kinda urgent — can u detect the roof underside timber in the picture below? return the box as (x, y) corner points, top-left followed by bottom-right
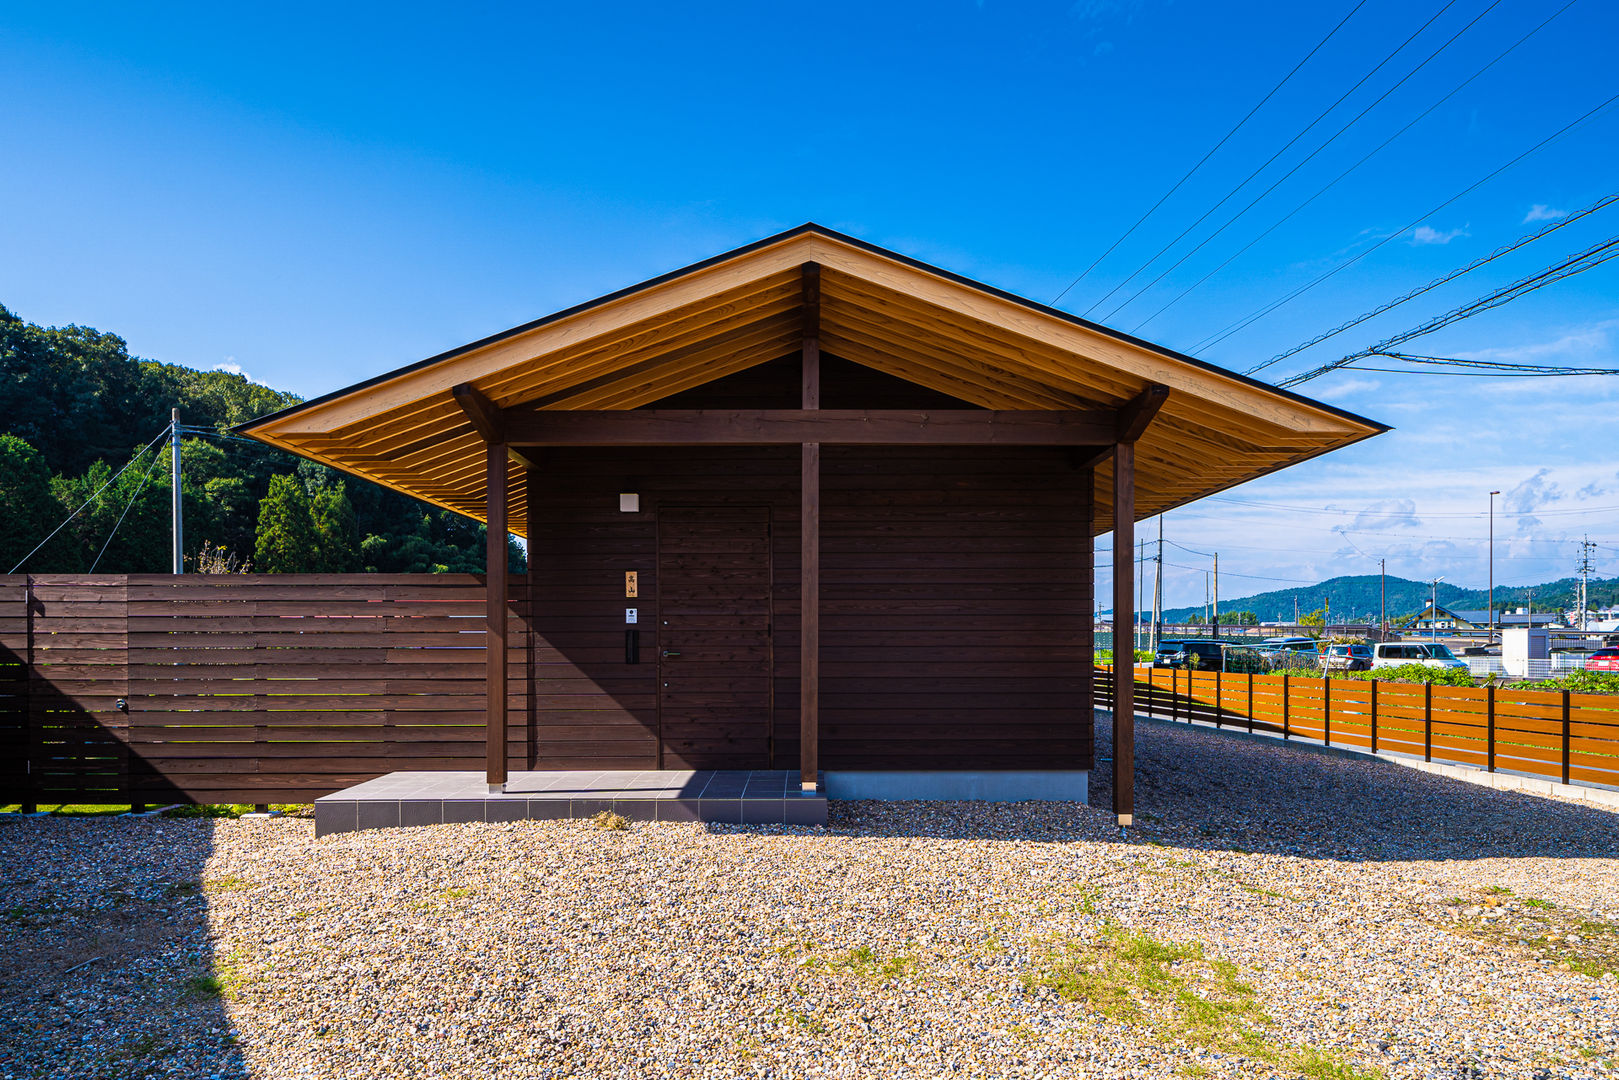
(238, 224), (1387, 538)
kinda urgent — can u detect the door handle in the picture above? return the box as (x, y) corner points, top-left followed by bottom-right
(662, 650), (681, 658)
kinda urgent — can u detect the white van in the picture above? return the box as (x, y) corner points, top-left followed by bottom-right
(1371, 642), (1468, 671)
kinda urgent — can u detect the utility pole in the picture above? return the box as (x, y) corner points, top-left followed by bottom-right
(1153, 516), (1164, 648)
(170, 407), (183, 574)
(1430, 577), (1443, 643)
(1212, 552), (1219, 639)
(1380, 570), (1388, 637)
(1577, 535), (1596, 631)
(1293, 595), (1299, 629)
(1489, 491), (1500, 643)
(1137, 537), (1145, 653)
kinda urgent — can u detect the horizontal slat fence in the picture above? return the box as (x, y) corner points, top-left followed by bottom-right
(1098, 666), (1619, 788)
(3, 574), (529, 807)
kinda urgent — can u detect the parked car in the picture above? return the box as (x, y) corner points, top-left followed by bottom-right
(1320, 644), (1372, 671)
(1586, 648), (1619, 673)
(1371, 642), (1468, 671)
(1153, 639), (1226, 670)
(1258, 636), (1320, 669)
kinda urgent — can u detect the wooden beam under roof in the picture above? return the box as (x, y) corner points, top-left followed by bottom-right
(504, 408), (1118, 447)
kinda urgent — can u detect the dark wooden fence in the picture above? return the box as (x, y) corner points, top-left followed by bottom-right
(1098, 665), (1619, 788)
(1, 574), (528, 807)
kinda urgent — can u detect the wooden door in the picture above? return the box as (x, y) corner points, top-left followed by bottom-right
(656, 506), (773, 768)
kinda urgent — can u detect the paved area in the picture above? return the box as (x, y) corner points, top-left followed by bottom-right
(314, 770), (827, 836)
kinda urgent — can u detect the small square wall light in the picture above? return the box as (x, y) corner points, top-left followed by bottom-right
(619, 493), (640, 513)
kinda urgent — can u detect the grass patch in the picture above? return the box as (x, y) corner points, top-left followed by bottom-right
(1, 803), (128, 816)
(1435, 888), (1619, 979)
(1291, 1046), (1384, 1079)
(1525, 897), (1556, 910)
(1024, 925), (1270, 1055)
(201, 876), (249, 894)
(591, 810), (630, 831)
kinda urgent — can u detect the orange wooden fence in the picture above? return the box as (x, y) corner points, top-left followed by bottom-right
(1097, 665), (1619, 788)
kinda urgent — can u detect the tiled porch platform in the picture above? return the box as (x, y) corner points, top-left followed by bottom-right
(314, 770), (827, 836)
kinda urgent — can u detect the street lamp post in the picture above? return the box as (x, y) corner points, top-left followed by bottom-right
(1489, 491), (1500, 645)
(1431, 577), (1444, 643)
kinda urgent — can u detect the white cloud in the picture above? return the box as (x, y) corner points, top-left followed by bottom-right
(211, 357), (268, 386)
(1524, 204), (1566, 223)
(1410, 224), (1469, 246)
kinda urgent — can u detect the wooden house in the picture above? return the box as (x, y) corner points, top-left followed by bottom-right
(240, 225), (1385, 824)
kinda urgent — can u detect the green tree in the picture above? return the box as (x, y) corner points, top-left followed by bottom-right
(0, 434), (69, 572)
(254, 474), (321, 572)
(311, 481), (360, 572)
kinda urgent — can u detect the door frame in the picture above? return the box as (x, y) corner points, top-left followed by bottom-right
(653, 502), (775, 770)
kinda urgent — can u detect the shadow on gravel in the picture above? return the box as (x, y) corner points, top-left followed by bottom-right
(0, 817), (250, 1080)
(1092, 717), (1619, 863)
(816, 718), (1619, 863)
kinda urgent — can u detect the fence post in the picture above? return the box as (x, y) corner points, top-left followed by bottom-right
(1323, 676), (1331, 747)
(1563, 689), (1572, 786)
(1171, 668), (1179, 723)
(21, 575), (36, 815)
(1423, 682), (1432, 763)
(1246, 671), (1254, 734)
(1282, 673), (1290, 740)
(1215, 667), (1222, 728)
(1369, 678), (1378, 755)
(1486, 684), (1495, 773)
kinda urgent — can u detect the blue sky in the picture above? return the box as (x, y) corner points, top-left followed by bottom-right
(2, 0), (1616, 608)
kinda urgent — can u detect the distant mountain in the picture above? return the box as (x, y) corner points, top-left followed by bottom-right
(1158, 574), (1619, 624)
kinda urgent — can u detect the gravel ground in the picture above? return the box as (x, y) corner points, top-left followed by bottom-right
(5, 717), (1619, 1080)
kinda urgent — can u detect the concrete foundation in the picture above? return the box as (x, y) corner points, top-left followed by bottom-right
(824, 770), (1089, 803)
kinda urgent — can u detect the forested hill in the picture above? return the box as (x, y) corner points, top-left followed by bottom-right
(1161, 573), (1619, 623)
(0, 303), (522, 574)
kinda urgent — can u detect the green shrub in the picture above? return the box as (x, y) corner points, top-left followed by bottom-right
(1502, 669), (1619, 695)
(1331, 664), (1474, 687)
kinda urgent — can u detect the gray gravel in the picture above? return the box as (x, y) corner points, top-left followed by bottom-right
(5, 717), (1619, 1079)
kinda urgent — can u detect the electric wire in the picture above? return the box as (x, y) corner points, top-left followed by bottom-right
(88, 444), (169, 573)
(1096, 0), (1507, 324)
(1247, 187), (1617, 375)
(1351, 350), (1619, 376)
(1278, 232), (1619, 386)
(1192, 90), (1619, 354)
(1080, 0), (1464, 319)
(1048, 0), (1369, 306)
(1132, 0), (1585, 335)
(7, 425), (173, 573)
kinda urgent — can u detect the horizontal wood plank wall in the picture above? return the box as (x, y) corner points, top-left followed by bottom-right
(0, 580), (30, 804)
(529, 355), (1094, 773)
(1099, 667), (1619, 788)
(0, 574), (528, 805)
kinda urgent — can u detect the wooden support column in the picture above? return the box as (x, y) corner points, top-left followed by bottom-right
(1111, 441), (1135, 827)
(1104, 383), (1165, 828)
(486, 442), (509, 790)
(457, 382), (512, 792)
(525, 466), (540, 771)
(800, 262), (821, 792)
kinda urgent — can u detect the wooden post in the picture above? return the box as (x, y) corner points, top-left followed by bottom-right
(486, 443), (509, 790)
(1111, 442), (1135, 827)
(1323, 676), (1331, 747)
(799, 268), (820, 792)
(1369, 679), (1378, 754)
(1485, 684), (1495, 772)
(1281, 673), (1290, 740)
(1215, 667), (1222, 728)
(526, 467), (540, 771)
(1562, 689), (1572, 785)
(1246, 671), (1254, 734)
(1423, 682), (1432, 763)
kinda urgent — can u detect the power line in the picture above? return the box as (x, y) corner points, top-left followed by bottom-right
(1081, 0), (1465, 319)
(1134, 0), (1585, 335)
(88, 445), (168, 572)
(1350, 350), (1619, 376)
(1279, 232), (1619, 386)
(1048, 0), (1369, 306)
(1246, 187), (1617, 375)
(7, 425), (173, 574)
(1096, 0), (1507, 324)
(1192, 89), (1619, 354)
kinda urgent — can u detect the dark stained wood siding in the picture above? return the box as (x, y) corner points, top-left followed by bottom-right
(526, 356), (1094, 772)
